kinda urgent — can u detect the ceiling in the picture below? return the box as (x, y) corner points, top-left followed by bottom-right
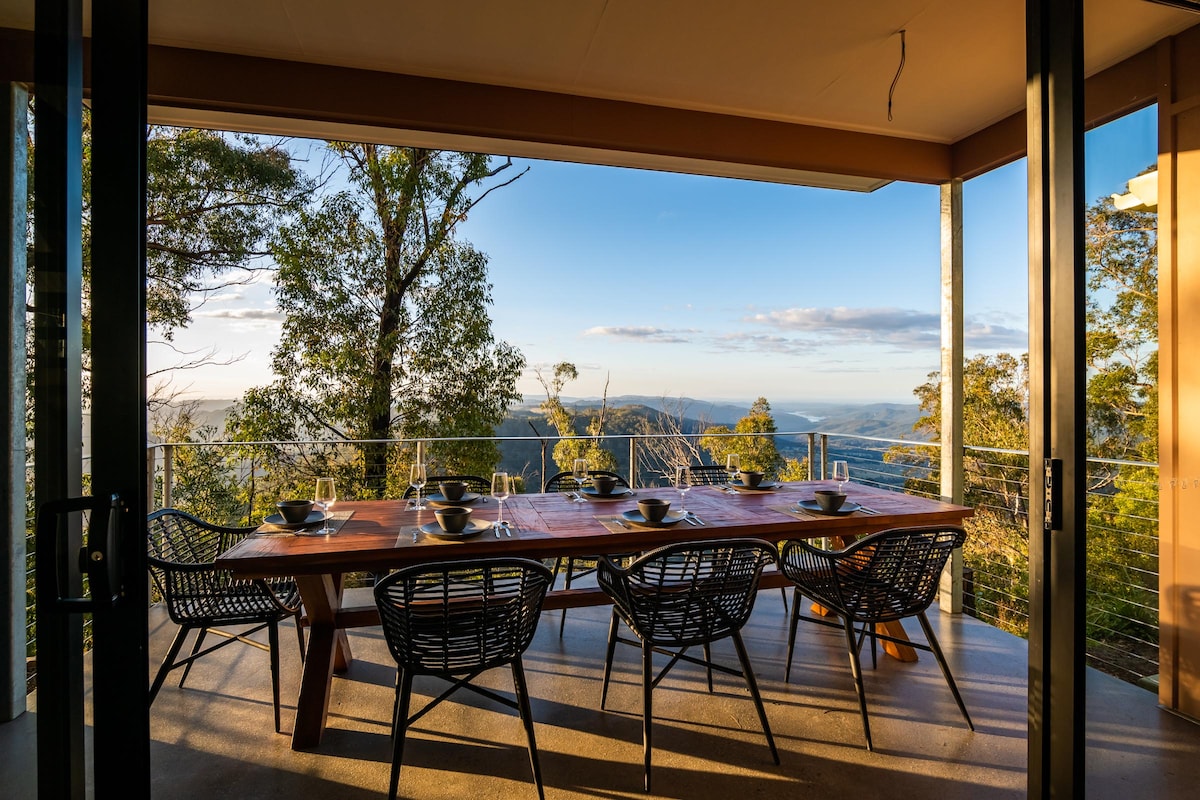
(2, 0), (1197, 186)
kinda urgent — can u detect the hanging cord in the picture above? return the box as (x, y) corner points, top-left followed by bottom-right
(887, 30), (907, 122)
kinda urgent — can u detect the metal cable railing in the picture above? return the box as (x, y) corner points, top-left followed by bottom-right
(24, 428), (1161, 692)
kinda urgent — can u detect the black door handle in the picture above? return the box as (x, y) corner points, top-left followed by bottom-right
(37, 494), (123, 611)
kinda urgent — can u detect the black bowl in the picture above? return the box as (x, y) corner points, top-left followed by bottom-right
(277, 499), (314, 523)
(738, 470), (765, 488)
(592, 475), (618, 495)
(435, 506), (472, 533)
(439, 481), (467, 502)
(637, 498), (671, 523)
(813, 490), (847, 512)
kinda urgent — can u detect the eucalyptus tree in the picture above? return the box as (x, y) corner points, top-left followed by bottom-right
(699, 397), (786, 477)
(228, 145), (525, 498)
(27, 112), (311, 396)
(536, 362), (618, 475)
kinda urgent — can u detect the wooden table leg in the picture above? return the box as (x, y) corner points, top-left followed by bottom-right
(292, 574), (343, 750)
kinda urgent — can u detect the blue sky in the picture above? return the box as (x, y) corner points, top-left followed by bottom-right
(150, 106), (1157, 408)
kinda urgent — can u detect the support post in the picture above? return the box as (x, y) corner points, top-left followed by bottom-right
(1026, 1), (1087, 797)
(88, 0), (151, 792)
(939, 179), (965, 613)
(32, 0), (86, 795)
(1, 82), (28, 721)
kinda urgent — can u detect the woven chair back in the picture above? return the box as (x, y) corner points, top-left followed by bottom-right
(543, 470), (629, 493)
(598, 538), (777, 648)
(146, 509), (298, 626)
(782, 525), (966, 623)
(685, 465), (728, 486)
(402, 474), (492, 499)
(374, 558), (553, 675)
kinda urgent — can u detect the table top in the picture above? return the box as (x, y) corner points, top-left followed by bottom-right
(216, 482), (972, 579)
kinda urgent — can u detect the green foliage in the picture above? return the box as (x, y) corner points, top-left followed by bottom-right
(699, 397), (785, 477)
(536, 362), (619, 474)
(144, 128), (312, 338)
(889, 188), (1160, 676)
(226, 144), (525, 498)
(151, 404), (244, 525)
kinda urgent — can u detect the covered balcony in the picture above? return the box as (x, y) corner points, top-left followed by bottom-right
(5, 2), (1200, 798)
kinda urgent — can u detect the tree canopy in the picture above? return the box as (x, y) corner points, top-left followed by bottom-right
(700, 397), (787, 477)
(226, 144), (525, 502)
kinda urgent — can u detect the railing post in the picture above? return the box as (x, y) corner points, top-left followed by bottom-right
(145, 445), (155, 511)
(819, 434), (828, 479)
(162, 444), (174, 509)
(940, 178), (966, 614)
(806, 433), (816, 481)
(628, 437), (637, 488)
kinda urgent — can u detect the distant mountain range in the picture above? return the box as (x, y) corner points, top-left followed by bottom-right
(148, 396), (926, 443)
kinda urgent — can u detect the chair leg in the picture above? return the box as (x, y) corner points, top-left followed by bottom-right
(779, 586), (789, 613)
(703, 642), (714, 692)
(268, 620), (282, 733)
(293, 610), (306, 664)
(641, 641), (654, 793)
(511, 658), (546, 800)
(558, 557), (575, 636)
(916, 611), (974, 731)
(388, 669), (414, 800)
(842, 616), (873, 751)
(600, 610), (619, 710)
(150, 625), (191, 704)
(178, 626), (208, 688)
(784, 586), (801, 683)
(731, 630), (779, 765)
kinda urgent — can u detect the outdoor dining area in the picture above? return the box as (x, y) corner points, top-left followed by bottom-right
(62, 472), (1193, 799)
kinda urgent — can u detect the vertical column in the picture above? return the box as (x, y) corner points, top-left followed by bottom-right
(1, 83), (28, 722)
(1156, 25), (1200, 722)
(939, 179), (965, 613)
(1026, 1), (1087, 798)
(89, 0), (151, 793)
(32, 0), (86, 797)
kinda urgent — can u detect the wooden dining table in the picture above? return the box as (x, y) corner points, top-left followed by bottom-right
(216, 481), (972, 750)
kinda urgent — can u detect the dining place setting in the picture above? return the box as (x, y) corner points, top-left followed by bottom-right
(405, 464), (518, 542)
(256, 477), (354, 536)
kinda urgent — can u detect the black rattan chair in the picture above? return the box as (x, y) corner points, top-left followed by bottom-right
(686, 464), (729, 486)
(146, 508), (305, 733)
(542, 469), (629, 494)
(542, 470), (632, 634)
(402, 474), (491, 499)
(374, 558), (554, 800)
(683, 463), (789, 611)
(779, 525), (974, 751)
(597, 538), (780, 791)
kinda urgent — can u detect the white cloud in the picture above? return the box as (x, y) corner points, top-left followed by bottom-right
(194, 307), (284, 323)
(964, 321), (1028, 349)
(583, 325), (697, 344)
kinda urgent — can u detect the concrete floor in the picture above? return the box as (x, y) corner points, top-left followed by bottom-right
(6, 589), (1200, 798)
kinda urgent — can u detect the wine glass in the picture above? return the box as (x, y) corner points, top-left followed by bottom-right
(492, 472), (510, 536)
(314, 477), (337, 534)
(725, 453), (741, 493)
(831, 460), (850, 492)
(409, 462), (427, 510)
(675, 465), (692, 515)
(571, 458), (589, 503)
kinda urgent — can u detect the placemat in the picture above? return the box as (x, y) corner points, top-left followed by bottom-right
(769, 503), (838, 522)
(257, 509), (355, 536)
(402, 521), (531, 545)
(594, 514), (637, 533)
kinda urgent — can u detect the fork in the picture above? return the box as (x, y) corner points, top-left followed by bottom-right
(686, 512), (706, 526)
